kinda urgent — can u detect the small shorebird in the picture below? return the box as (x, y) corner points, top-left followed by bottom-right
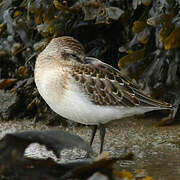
(34, 36), (173, 153)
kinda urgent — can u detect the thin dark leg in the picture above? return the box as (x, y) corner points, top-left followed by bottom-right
(90, 125), (98, 146)
(84, 125), (97, 158)
(99, 124), (106, 154)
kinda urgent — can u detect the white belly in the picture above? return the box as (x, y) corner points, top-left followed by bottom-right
(38, 79), (160, 125)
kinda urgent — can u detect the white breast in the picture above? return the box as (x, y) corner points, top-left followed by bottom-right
(43, 79), (160, 125)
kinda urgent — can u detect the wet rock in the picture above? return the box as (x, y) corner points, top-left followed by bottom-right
(0, 90), (19, 120)
(87, 172), (108, 180)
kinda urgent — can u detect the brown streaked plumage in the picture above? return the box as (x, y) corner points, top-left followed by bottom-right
(71, 61), (171, 108)
(34, 36), (173, 154)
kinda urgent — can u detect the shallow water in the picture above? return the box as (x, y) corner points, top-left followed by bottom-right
(0, 116), (180, 179)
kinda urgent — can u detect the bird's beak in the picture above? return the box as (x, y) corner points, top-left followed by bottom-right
(84, 56), (102, 65)
(84, 56), (89, 64)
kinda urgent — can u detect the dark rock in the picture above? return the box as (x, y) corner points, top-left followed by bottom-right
(0, 90), (19, 120)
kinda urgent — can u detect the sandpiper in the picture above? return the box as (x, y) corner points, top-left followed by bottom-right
(34, 36), (173, 153)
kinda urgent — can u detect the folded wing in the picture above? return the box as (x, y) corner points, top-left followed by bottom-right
(71, 57), (172, 109)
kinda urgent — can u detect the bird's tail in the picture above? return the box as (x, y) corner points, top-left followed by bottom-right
(133, 88), (172, 110)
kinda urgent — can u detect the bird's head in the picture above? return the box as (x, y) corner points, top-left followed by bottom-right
(40, 36), (86, 64)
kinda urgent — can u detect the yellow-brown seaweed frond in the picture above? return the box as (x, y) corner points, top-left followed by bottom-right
(164, 27), (180, 50)
(133, 20), (147, 33)
(118, 49), (145, 69)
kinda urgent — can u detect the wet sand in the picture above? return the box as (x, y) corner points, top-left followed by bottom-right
(0, 116), (180, 180)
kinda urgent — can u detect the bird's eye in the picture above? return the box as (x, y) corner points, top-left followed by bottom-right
(71, 54), (77, 58)
(70, 53), (82, 62)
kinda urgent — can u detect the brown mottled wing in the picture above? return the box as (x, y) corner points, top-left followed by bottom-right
(71, 61), (172, 108)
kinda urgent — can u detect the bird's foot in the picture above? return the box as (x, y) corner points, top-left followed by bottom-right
(155, 117), (174, 126)
(156, 106), (178, 126)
